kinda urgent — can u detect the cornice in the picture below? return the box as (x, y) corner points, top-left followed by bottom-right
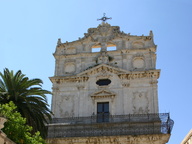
(118, 69), (160, 80)
(50, 69), (160, 84)
(49, 76), (89, 84)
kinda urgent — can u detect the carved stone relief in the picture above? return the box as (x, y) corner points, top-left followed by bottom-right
(118, 70), (160, 80)
(76, 82), (85, 90)
(96, 68), (112, 80)
(132, 92), (149, 114)
(79, 64), (126, 76)
(121, 79), (130, 87)
(133, 58), (145, 69)
(132, 54), (145, 70)
(96, 52), (109, 64)
(57, 94), (74, 117)
(64, 63), (76, 73)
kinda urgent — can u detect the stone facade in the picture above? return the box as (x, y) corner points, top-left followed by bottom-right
(47, 22), (173, 144)
(50, 22), (159, 118)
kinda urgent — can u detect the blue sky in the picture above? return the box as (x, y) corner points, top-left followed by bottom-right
(1, 0), (192, 143)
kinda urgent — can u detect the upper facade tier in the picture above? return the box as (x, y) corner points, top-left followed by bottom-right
(53, 23), (158, 77)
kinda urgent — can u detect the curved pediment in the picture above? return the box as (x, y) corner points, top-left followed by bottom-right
(56, 23), (133, 47)
(77, 64), (128, 76)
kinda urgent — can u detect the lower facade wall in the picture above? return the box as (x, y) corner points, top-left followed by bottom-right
(46, 134), (170, 144)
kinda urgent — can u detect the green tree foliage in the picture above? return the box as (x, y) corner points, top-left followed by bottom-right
(0, 102), (46, 144)
(0, 68), (52, 138)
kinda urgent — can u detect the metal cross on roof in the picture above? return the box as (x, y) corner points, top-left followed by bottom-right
(97, 13), (112, 22)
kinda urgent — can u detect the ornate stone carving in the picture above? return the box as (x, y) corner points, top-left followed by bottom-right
(76, 82), (85, 90)
(132, 54), (145, 70)
(97, 52), (109, 64)
(50, 76), (89, 83)
(150, 80), (158, 85)
(77, 64), (127, 77)
(64, 62), (76, 73)
(132, 92), (149, 114)
(122, 82), (130, 87)
(118, 70), (160, 80)
(96, 66), (113, 80)
(90, 90), (116, 102)
(133, 58), (145, 69)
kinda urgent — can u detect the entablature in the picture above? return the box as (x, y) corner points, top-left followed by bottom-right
(50, 68), (160, 84)
(49, 76), (89, 84)
(118, 70), (160, 80)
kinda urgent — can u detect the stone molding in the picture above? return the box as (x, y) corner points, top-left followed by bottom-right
(90, 90), (116, 102)
(54, 46), (157, 58)
(77, 64), (128, 76)
(46, 134), (170, 144)
(50, 69), (159, 84)
(118, 70), (160, 80)
(50, 76), (89, 84)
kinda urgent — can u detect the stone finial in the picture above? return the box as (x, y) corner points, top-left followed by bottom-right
(57, 38), (61, 45)
(149, 30), (153, 37)
(0, 117), (7, 130)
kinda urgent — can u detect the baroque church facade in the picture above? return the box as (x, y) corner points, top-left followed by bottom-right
(46, 20), (173, 144)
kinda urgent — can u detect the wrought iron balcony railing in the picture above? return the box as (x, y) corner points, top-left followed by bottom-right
(47, 113), (174, 138)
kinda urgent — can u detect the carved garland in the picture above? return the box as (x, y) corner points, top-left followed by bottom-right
(118, 71), (160, 80)
(51, 77), (89, 84)
(86, 66), (120, 76)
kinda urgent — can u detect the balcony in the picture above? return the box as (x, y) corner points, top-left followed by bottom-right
(47, 113), (173, 138)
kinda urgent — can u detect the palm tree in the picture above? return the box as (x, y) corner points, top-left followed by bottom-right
(0, 68), (52, 138)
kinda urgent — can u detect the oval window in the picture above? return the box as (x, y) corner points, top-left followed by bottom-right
(96, 79), (111, 86)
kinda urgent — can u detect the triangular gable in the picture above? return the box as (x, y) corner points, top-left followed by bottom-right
(77, 64), (129, 76)
(91, 90), (116, 97)
(90, 90), (116, 102)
